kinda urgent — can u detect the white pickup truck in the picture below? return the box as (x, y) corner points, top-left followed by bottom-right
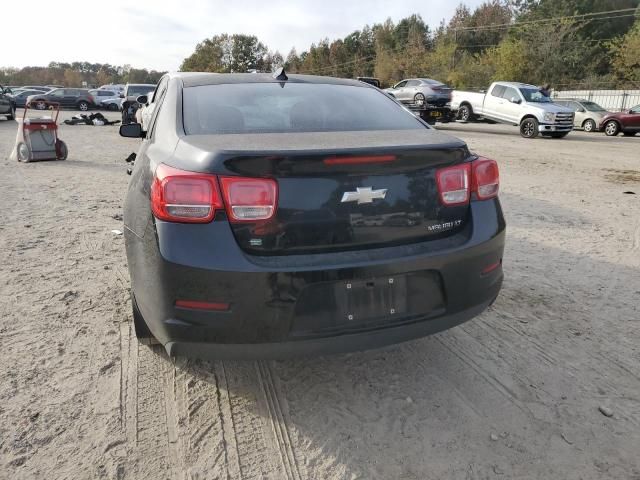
(451, 81), (574, 138)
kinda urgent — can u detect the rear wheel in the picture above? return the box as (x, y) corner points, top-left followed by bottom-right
(582, 119), (596, 132)
(604, 120), (620, 136)
(77, 101), (89, 111)
(56, 140), (68, 160)
(414, 93), (425, 106)
(132, 295), (159, 345)
(108, 103), (119, 111)
(520, 117), (539, 138)
(35, 100), (46, 110)
(458, 104), (473, 122)
(16, 142), (30, 162)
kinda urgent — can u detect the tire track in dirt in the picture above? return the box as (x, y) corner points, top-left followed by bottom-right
(134, 344), (179, 479)
(255, 361), (303, 480)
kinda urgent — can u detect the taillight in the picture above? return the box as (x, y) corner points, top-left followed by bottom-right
(219, 176), (277, 222)
(472, 158), (499, 199)
(436, 157), (499, 206)
(151, 164), (222, 223)
(436, 163), (471, 206)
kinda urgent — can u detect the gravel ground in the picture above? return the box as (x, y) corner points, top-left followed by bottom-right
(0, 110), (639, 480)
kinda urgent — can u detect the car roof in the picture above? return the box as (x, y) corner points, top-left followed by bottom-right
(170, 72), (368, 89)
(496, 81), (538, 88)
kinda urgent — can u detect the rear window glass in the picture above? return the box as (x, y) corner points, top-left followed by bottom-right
(183, 83), (425, 135)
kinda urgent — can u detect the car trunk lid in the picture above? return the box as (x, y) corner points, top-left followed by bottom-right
(174, 130), (472, 255)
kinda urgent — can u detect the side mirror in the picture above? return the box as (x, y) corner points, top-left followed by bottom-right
(119, 93), (125, 99)
(119, 123), (144, 138)
(510, 97), (521, 104)
(136, 95), (148, 105)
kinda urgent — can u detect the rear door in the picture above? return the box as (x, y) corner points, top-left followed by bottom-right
(483, 84), (506, 120)
(63, 89), (79, 107)
(399, 80), (420, 102)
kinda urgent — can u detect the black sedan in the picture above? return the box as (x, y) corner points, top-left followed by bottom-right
(120, 71), (505, 359)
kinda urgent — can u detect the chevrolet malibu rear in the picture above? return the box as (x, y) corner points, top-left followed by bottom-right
(122, 72), (505, 359)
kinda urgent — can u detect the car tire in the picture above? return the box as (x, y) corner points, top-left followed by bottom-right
(7, 104), (15, 120)
(16, 142), (30, 162)
(622, 132), (636, 137)
(520, 117), (539, 138)
(414, 93), (425, 106)
(56, 140), (68, 160)
(582, 119), (596, 132)
(132, 295), (159, 345)
(458, 104), (473, 122)
(604, 120), (620, 136)
(35, 100), (46, 110)
(108, 103), (119, 111)
(77, 101), (89, 111)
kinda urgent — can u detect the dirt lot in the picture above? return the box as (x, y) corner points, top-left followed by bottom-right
(0, 111), (639, 480)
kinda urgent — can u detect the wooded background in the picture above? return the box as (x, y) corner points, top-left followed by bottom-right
(2, 0), (639, 90)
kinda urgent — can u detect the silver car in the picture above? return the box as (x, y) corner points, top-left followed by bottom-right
(553, 98), (611, 132)
(385, 78), (453, 107)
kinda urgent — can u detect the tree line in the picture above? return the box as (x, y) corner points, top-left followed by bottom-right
(181, 0), (640, 89)
(2, 1), (638, 90)
(0, 62), (165, 88)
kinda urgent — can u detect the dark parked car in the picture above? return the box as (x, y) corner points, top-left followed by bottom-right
(600, 105), (640, 136)
(8, 89), (47, 108)
(26, 88), (96, 111)
(0, 85), (16, 119)
(119, 71), (505, 359)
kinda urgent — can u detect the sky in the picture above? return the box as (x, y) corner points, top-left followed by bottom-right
(3, 0), (485, 71)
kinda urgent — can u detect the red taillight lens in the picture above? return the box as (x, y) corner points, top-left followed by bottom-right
(436, 163), (471, 206)
(436, 157), (499, 206)
(151, 164), (222, 223)
(219, 176), (278, 222)
(472, 158), (499, 200)
(175, 300), (230, 311)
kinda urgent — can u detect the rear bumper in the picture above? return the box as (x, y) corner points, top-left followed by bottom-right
(166, 297), (497, 360)
(126, 199), (506, 359)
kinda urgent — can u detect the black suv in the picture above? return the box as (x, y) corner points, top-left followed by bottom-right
(27, 88), (96, 111)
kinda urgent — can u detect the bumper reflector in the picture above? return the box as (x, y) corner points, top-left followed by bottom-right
(481, 260), (501, 275)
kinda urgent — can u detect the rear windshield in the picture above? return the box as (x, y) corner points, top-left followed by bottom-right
(183, 83), (425, 135)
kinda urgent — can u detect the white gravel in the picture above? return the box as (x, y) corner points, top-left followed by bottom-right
(1, 111), (639, 479)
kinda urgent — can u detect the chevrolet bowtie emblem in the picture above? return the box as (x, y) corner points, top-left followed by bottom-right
(341, 187), (387, 204)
